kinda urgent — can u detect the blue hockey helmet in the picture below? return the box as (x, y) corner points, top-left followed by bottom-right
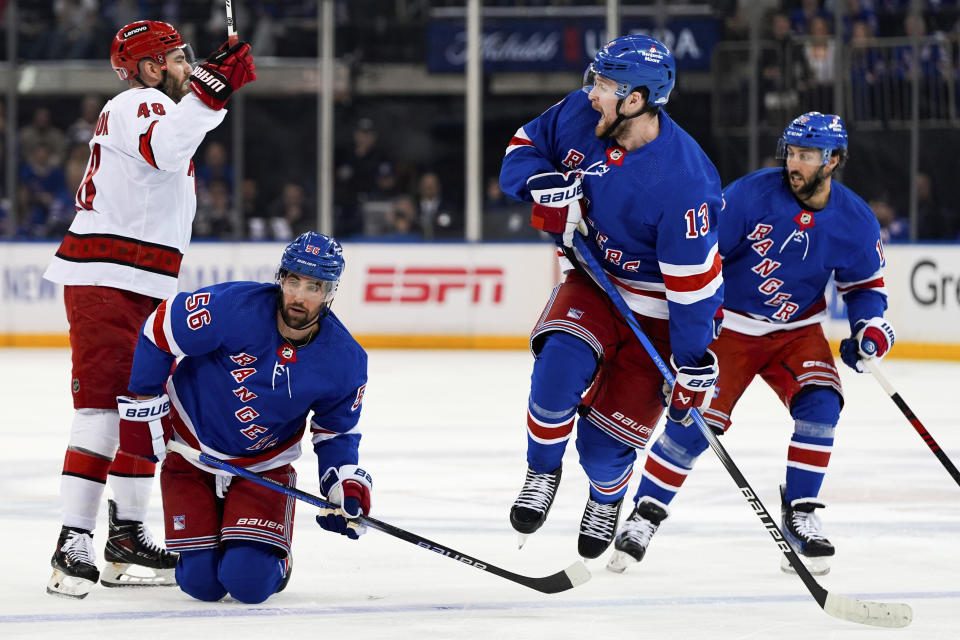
(279, 231), (344, 282)
(582, 34), (675, 106)
(776, 111), (849, 167)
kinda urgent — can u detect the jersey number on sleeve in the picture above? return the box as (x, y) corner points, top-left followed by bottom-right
(185, 292), (211, 330)
(683, 203), (710, 239)
(75, 143), (102, 211)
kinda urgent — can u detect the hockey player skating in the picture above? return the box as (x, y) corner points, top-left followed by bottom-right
(610, 112), (894, 576)
(43, 20), (256, 598)
(115, 232), (372, 604)
(498, 35), (724, 560)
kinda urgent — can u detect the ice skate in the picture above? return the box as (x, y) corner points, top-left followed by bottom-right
(578, 495), (623, 559)
(779, 485), (834, 576)
(510, 465), (561, 548)
(100, 499), (178, 587)
(606, 498), (669, 573)
(47, 526), (100, 598)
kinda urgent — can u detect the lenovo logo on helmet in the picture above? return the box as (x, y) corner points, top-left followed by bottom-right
(123, 24), (149, 38)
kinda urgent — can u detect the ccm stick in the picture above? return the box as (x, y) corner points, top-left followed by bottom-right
(224, 0), (238, 45)
(569, 234), (911, 628)
(166, 440), (590, 594)
(864, 358), (960, 487)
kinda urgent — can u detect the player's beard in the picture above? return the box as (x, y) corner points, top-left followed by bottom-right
(280, 302), (320, 331)
(161, 70), (191, 103)
(594, 108), (626, 140)
(788, 169), (822, 201)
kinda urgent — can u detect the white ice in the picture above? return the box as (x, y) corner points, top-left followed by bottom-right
(1, 348), (958, 640)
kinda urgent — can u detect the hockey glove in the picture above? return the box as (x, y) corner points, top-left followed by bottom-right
(661, 350), (719, 426)
(527, 171), (587, 247)
(840, 317), (896, 373)
(190, 41), (257, 111)
(317, 464), (373, 540)
(117, 394), (172, 463)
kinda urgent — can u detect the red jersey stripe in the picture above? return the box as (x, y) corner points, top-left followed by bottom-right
(662, 251), (723, 293)
(139, 120), (160, 168)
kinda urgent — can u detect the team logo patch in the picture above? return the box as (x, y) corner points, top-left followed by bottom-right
(173, 515), (185, 531)
(72, 378), (80, 394)
(794, 210), (815, 231)
(351, 384), (366, 411)
(606, 146), (626, 166)
(566, 307), (584, 320)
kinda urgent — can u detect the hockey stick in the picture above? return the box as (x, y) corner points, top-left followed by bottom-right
(568, 234), (911, 628)
(225, 0), (238, 45)
(166, 440), (590, 594)
(864, 358), (960, 487)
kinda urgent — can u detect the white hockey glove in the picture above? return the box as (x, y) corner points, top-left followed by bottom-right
(840, 317), (896, 372)
(527, 171), (588, 248)
(117, 394), (171, 463)
(661, 350), (719, 426)
(317, 464), (373, 540)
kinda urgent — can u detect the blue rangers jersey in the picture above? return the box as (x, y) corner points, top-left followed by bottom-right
(128, 281), (368, 476)
(500, 90), (723, 366)
(718, 167), (888, 335)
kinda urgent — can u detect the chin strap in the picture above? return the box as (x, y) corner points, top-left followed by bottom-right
(598, 98), (649, 140)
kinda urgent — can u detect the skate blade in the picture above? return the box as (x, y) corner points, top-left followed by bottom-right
(47, 569), (95, 598)
(516, 533), (529, 550)
(780, 553), (830, 576)
(605, 550), (637, 574)
(100, 563), (177, 587)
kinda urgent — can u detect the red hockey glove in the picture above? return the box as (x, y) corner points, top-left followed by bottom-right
(840, 317), (895, 372)
(661, 350), (718, 426)
(527, 171), (587, 247)
(317, 464), (373, 540)
(190, 41), (257, 111)
(117, 394), (172, 462)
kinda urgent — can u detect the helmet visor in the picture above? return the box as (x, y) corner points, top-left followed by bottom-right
(280, 274), (338, 304)
(777, 140), (832, 166)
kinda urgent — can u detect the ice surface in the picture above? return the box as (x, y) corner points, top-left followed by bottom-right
(1, 349), (957, 639)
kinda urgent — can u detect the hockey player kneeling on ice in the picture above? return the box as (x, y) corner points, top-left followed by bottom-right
(498, 34), (723, 561)
(117, 232), (371, 603)
(608, 112), (894, 577)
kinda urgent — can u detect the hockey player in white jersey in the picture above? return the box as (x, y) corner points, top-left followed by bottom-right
(43, 20), (256, 598)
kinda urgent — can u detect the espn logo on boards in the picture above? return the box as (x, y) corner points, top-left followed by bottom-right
(364, 266), (504, 304)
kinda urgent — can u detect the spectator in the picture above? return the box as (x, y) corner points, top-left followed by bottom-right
(335, 117), (387, 237)
(49, 0), (99, 59)
(483, 175), (539, 240)
(66, 95), (104, 148)
(869, 196), (909, 243)
(20, 107), (68, 167)
(761, 13), (809, 122)
(790, 0), (828, 35)
(251, 182), (314, 240)
(379, 194), (422, 241)
(193, 179), (237, 239)
(18, 144), (66, 234)
(417, 171), (461, 239)
(240, 177), (264, 231)
(195, 140), (234, 193)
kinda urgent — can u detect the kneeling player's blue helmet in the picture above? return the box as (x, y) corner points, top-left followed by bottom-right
(279, 231), (344, 282)
(776, 111), (849, 167)
(582, 34), (675, 105)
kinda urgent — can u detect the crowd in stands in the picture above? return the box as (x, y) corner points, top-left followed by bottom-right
(2, 0), (959, 241)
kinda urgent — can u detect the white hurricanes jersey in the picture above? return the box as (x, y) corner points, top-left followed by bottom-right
(44, 87), (226, 299)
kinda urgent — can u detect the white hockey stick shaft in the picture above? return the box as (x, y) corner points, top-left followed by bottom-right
(225, 0), (238, 44)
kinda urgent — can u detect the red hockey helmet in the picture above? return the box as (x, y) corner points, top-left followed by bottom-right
(110, 20), (184, 81)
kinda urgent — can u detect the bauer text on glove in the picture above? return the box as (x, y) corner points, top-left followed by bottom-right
(117, 394), (172, 462)
(527, 171), (587, 247)
(661, 350), (718, 426)
(316, 464), (372, 540)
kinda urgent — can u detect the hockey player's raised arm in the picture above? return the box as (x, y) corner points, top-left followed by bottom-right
(134, 92), (227, 172)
